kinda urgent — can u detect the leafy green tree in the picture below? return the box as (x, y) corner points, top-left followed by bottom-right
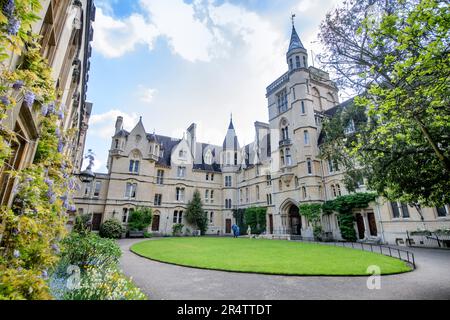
(185, 190), (208, 235)
(127, 207), (153, 231)
(244, 207), (267, 234)
(318, 0), (450, 207)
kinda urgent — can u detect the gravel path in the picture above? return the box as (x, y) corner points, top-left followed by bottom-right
(119, 238), (450, 300)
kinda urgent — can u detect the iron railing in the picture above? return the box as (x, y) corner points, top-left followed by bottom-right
(268, 230), (416, 269)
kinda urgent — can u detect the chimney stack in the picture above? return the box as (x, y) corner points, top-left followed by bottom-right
(115, 116), (123, 134)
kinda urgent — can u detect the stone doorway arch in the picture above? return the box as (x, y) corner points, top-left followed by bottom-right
(288, 204), (301, 235)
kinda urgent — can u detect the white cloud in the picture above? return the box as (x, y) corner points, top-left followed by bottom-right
(89, 109), (139, 139)
(137, 86), (157, 104)
(92, 7), (159, 58)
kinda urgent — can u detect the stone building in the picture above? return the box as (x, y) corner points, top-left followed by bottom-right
(0, 0), (95, 206)
(75, 22), (449, 246)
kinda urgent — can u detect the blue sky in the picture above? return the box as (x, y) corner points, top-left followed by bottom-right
(85, 0), (344, 172)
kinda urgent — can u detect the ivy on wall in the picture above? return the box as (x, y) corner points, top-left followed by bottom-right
(233, 207), (267, 235)
(0, 0), (79, 299)
(322, 193), (377, 241)
(298, 204), (323, 239)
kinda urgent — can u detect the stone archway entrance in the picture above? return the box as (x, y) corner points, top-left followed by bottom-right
(288, 205), (301, 235)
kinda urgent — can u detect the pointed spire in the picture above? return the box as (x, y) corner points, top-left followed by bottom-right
(288, 14), (305, 53)
(228, 113), (234, 130)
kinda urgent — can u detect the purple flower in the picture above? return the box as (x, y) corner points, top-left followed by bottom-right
(55, 127), (61, 138)
(3, 0), (15, 17)
(57, 140), (64, 153)
(12, 228), (19, 236)
(41, 270), (48, 279)
(51, 244), (60, 254)
(13, 249), (20, 258)
(24, 91), (35, 108)
(41, 104), (48, 116)
(69, 205), (76, 212)
(12, 80), (24, 90)
(0, 96), (10, 106)
(47, 103), (55, 115)
(44, 178), (53, 187)
(58, 111), (64, 120)
(7, 16), (20, 36)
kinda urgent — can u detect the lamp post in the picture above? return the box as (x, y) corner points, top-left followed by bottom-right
(76, 162), (95, 218)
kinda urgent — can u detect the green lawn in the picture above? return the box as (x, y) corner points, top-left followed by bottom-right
(130, 237), (412, 276)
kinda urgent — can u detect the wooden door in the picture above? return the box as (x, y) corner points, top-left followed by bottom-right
(152, 215), (160, 231)
(356, 214), (365, 239)
(225, 219), (232, 234)
(367, 212), (378, 236)
(269, 214), (273, 234)
(92, 213), (102, 231)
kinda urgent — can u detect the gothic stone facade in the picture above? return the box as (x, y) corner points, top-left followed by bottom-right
(74, 24), (450, 245)
(0, 0), (95, 207)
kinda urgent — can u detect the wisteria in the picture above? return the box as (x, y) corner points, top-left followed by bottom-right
(58, 140), (64, 153)
(6, 17), (20, 35)
(24, 91), (35, 108)
(41, 104), (48, 116)
(3, 0), (15, 17)
(13, 249), (20, 258)
(0, 96), (10, 106)
(58, 110), (64, 121)
(12, 80), (24, 90)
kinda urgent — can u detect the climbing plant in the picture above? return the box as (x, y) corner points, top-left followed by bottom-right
(298, 204), (323, 239)
(244, 207), (267, 235)
(322, 193), (377, 242)
(0, 0), (79, 299)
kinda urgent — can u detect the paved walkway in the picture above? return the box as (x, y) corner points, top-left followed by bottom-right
(118, 238), (450, 300)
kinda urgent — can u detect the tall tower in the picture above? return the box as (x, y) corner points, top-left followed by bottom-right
(265, 18), (339, 237)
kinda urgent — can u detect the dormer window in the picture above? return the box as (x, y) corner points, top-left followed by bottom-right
(204, 150), (213, 165)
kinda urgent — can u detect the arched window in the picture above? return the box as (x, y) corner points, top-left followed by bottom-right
(307, 158), (312, 174)
(204, 150), (213, 165)
(256, 185), (260, 200)
(303, 56), (307, 68)
(302, 186), (307, 199)
(279, 180), (283, 191)
(337, 184), (342, 196)
(301, 101), (306, 114)
(331, 185), (337, 198)
(311, 87), (322, 110)
(295, 56), (301, 69)
(280, 149), (285, 166)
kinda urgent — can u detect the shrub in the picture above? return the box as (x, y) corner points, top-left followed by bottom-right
(128, 207), (152, 231)
(57, 233), (121, 271)
(99, 219), (123, 239)
(73, 214), (92, 236)
(54, 266), (147, 300)
(244, 207), (267, 234)
(172, 224), (184, 236)
(143, 231), (152, 238)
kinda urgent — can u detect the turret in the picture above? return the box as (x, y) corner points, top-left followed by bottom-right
(115, 116), (123, 134)
(286, 17), (308, 71)
(222, 115), (240, 166)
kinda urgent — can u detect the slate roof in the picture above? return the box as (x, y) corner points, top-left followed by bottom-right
(288, 26), (305, 52)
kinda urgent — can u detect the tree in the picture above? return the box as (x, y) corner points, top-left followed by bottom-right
(318, 0), (450, 207)
(185, 190), (208, 235)
(127, 207), (152, 231)
(243, 207), (267, 234)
